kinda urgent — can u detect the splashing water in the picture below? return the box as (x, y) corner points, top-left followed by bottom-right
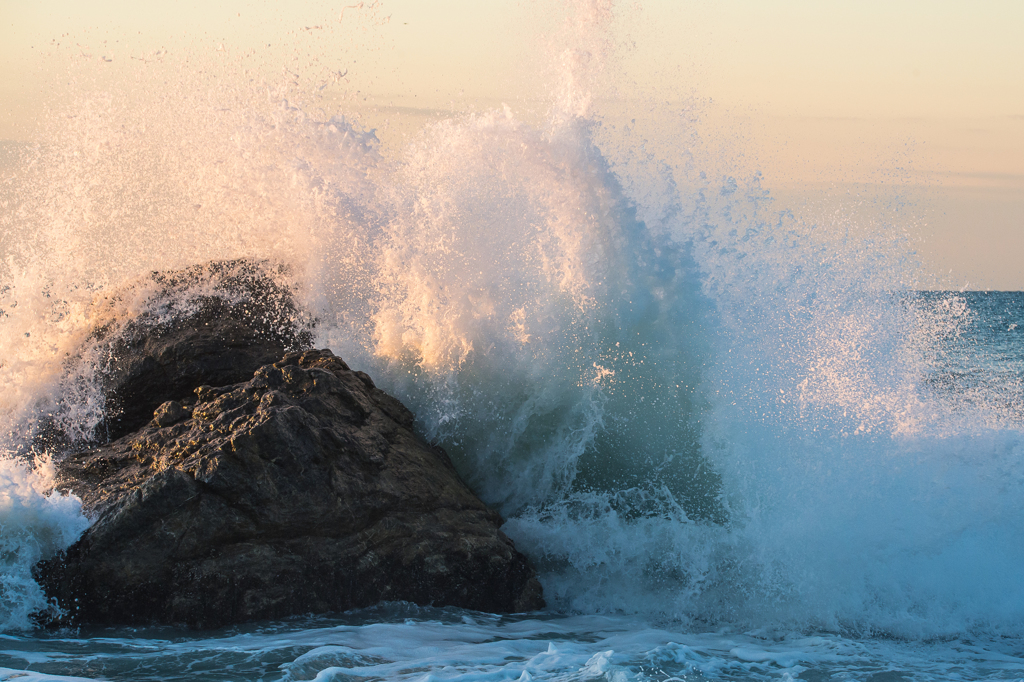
(0, 2), (1023, 652)
(0, 456), (89, 630)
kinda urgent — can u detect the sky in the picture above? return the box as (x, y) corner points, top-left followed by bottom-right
(1, 0), (1022, 288)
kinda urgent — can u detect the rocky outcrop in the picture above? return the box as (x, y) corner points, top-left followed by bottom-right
(34, 263), (544, 628)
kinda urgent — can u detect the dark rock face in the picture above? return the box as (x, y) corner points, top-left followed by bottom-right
(96, 259), (315, 442)
(37, 348), (544, 628)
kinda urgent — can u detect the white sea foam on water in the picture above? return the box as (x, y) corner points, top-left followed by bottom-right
(3, 609), (1024, 681)
(0, 456), (88, 632)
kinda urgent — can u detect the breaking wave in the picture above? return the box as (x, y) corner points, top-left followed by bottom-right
(1, 0), (1022, 640)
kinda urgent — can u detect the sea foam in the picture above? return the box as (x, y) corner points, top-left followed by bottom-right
(0, 456), (88, 631)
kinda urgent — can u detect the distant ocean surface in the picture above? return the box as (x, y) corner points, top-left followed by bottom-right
(2, 2), (1024, 677)
(919, 291), (1024, 420)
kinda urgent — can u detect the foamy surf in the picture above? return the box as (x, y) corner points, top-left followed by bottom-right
(0, 456), (88, 632)
(3, 607), (1024, 681)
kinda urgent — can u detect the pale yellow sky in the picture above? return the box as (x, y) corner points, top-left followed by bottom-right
(1, 0), (1022, 288)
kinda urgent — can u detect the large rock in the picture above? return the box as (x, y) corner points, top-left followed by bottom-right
(36, 348), (544, 628)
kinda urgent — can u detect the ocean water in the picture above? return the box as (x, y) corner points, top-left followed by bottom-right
(2, 2), (1024, 679)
